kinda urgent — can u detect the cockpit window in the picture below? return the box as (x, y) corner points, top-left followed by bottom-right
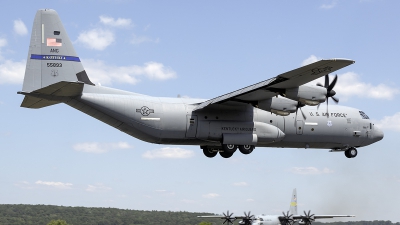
(359, 111), (369, 119)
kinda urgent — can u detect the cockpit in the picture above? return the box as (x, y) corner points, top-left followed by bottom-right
(359, 111), (370, 119)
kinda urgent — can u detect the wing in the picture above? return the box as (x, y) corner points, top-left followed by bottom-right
(197, 215), (246, 219)
(313, 215), (356, 219)
(193, 58), (354, 111)
(292, 215), (355, 220)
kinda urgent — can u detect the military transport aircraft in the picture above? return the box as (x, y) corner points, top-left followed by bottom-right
(198, 189), (355, 225)
(19, 9), (384, 159)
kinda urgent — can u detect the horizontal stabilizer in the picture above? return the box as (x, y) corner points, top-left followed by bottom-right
(19, 81), (84, 109)
(20, 95), (60, 109)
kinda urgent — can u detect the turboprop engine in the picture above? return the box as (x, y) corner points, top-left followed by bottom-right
(285, 85), (327, 106)
(258, 97), (298, 116)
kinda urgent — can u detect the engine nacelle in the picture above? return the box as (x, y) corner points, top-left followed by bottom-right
(258, 97), (297, 116)
(285, 85), (327, 106)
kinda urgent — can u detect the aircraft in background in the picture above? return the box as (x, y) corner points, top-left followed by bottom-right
(19, 9), (383, 159)
(198, 189), (355, 225)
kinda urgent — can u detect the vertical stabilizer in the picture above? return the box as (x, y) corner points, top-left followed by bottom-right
(22, 9), (93, 93)
(289, 188), (298, 215)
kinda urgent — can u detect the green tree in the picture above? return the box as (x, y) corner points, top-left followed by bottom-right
(47, 219), (70, 225)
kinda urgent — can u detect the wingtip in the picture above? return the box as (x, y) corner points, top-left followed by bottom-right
(327, 58), (355, 64)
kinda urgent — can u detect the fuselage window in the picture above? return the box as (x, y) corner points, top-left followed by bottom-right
(359, 111), (370, 119)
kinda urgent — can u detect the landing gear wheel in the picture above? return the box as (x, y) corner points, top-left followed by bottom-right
(222, 144), (237, 154)
(239, 145), (254, 155)
(219, 151), (234, 158)
(345, 147), (357, 158)
(203, 148), (218, 158)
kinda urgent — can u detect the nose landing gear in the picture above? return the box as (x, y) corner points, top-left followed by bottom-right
(344, 147), (357, 158)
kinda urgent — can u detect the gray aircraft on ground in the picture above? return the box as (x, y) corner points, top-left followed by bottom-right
(198, 189), (355, 225)
(19, 9), (384, 158)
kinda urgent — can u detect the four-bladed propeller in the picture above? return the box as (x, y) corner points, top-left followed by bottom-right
(300, 210), (315, 225)
(222, 210), (236, 225)
(316, 74), (339, 117)
(281, 211), (295, 225)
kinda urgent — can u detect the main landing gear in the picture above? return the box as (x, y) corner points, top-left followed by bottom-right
(344, 147), (358, 158)
(201, 144), (255, 158)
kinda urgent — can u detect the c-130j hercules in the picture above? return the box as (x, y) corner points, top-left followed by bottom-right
(19, 9), (384, 159)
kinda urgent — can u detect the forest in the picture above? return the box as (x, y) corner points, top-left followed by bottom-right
(0, 204), (397, 225)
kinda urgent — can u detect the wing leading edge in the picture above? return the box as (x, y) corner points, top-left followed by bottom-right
(193, 58), (354, 111)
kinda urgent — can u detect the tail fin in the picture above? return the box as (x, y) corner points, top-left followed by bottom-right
(289, 188), (298, 215)
(20, 9), (93, 108)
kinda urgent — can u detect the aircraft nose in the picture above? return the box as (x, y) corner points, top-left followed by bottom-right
(374, 127), (384, 142)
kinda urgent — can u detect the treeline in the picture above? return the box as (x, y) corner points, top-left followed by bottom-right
(0, 204), (397, 225)
(0, 204), (220, 225)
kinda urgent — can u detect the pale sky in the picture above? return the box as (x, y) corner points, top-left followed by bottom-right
(1, 0), (399, 222)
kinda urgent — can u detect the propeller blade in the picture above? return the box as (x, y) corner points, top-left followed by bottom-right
(331, 96), (339, 103)
(300, 107), (307, 120)
(327, 74), (338, 92)
(316, 82), (324, 87)
(324, 74), (329, 88)
(326, 98), (329, 117)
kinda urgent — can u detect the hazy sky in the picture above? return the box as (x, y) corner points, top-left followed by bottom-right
(1, 0), (399, 222)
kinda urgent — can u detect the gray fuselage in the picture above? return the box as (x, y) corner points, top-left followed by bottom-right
(65, 85), (383, 150)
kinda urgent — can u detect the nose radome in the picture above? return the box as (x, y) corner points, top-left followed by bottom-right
(374, 127), (384, 142)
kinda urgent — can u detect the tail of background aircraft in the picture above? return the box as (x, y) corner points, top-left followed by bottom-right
(19, 9), (94, 108)
(289, 188), (298, 215)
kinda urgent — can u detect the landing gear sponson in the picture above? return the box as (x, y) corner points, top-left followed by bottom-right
(201, 144), (255, 158)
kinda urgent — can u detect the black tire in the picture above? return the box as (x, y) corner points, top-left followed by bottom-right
(219, 151), (234, 158)
(238, 145), (254, 155)
(345, 147), (357, 158)
(222, 144), (237, 154)
(203, 148), (218, 158)
(349, 147), (358, 158)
